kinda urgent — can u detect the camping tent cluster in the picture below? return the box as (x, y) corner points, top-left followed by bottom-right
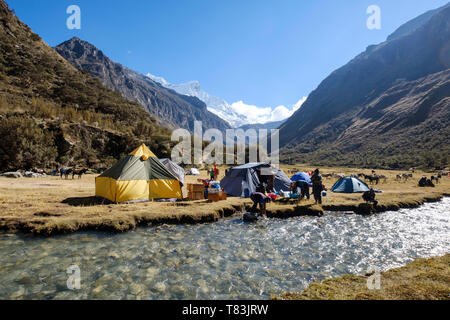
(220, 163), (291, 197)
(96, 143), (372, 204)
(95, 144), (182, 203)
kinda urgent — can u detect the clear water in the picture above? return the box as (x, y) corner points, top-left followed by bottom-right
(0, 198), (449, 300)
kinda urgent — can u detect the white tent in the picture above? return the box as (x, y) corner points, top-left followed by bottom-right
(187, 168), (200, 176)
(159, 158), (185, 185)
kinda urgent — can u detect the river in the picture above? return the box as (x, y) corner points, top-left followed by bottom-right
(0, 198), (449, 299)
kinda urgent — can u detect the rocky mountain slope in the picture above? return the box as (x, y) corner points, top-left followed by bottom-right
(279, 4), (450, 168)
(55, 38), (231, 132)
(238, 120), (285, 131)
(387, 2), (450, 41)
(0, 0), (172, 170)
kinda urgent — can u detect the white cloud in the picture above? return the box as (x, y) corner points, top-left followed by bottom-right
(293, 96), (307, 111)
(229, 96), (307, 124)
(229, 101), (272, 123)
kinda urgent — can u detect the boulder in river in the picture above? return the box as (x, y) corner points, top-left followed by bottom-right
(243, 212), (258, 223)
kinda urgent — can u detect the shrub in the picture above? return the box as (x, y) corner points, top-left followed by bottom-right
(0, 117), (58, 170)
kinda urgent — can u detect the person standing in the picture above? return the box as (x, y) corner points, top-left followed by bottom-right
(198, 179), (210, 199)
(311, 169), (323, 204)
(213, 164), (219, 180)
(209, 168), (215, 180)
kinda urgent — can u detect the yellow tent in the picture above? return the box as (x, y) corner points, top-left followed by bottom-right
(95, 144), (182, 203)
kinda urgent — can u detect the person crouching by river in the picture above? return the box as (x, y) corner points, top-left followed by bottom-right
(250, 192), (269, 217)
(311, 169), (323, 204)
(290, 180), (310, 200)
(362, 188), (378, 207)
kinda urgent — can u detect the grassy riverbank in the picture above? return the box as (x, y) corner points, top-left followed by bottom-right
(275, 254), (450, 300)
(0, 166), (448, 235)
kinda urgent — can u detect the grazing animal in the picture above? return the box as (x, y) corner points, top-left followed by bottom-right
(364, 174), (379, 185)
(377, 175), (387, 183)
(397, 173), (412, 182)
(431, 174), (441, 184)
(72, 168), (88, 179)
(402, 173), (413, 182)
(60, 168), (73, 180)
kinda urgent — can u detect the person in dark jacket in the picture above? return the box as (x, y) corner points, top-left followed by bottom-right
(291, 180), (310, 200)
(250, 192), (269, 216)
(256, 180), (275, 194)
(362, 188), (378, 206)
(311, 169), (323, 204)
(298, 180), (310, 200)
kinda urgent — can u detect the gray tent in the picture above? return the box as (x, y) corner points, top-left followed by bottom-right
(220, 163), (291, 197)
(160, 158), (185, 185)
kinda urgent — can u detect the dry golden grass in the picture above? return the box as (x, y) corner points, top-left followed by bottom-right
(0, 165), (448, 235)
(0, 169), (248, 235)
(274, 254), (450, 300)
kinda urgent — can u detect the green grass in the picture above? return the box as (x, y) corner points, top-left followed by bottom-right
(274, 255), (450, 300)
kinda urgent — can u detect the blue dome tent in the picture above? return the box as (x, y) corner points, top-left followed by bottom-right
(331, 177), (370, 193)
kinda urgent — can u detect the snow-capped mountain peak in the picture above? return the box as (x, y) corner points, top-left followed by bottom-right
(147, 73), (248, 127)
(146, 73), (306, 128)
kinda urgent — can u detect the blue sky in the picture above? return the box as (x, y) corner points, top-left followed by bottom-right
(7, 0), (449, 117)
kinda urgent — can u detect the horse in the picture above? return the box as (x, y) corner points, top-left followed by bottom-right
(431, 174), (441, 184)
(397, 173), (412, 182)
(402, 173), (413, 182)
(60, 168), (73, 180)
(364, 174), (379, 185)
(333, 173), (345, 179)
(72, 168), (88, 179)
